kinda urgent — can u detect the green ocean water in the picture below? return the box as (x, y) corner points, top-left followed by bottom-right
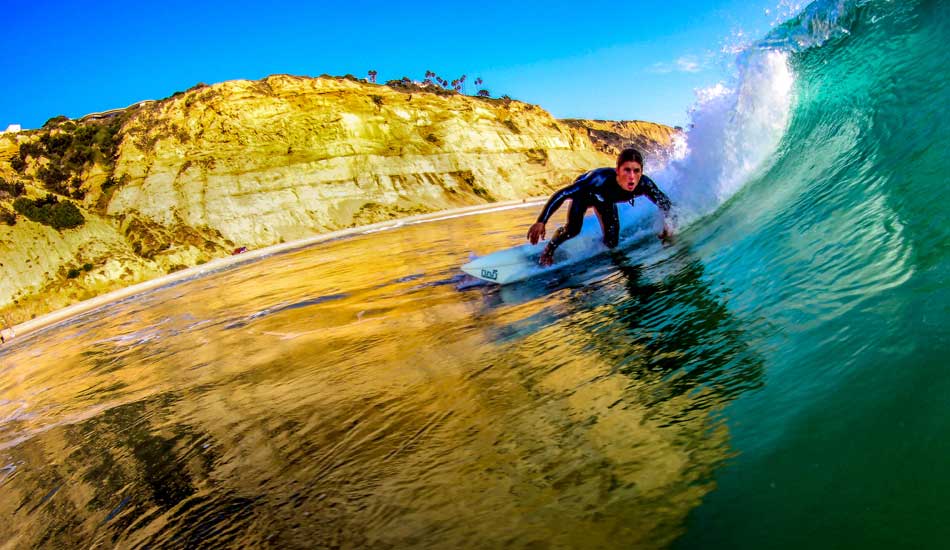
(0, 0), (947, 547)
(677, 0), (950, 546)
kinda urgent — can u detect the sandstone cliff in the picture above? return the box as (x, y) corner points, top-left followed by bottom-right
(561, 119), (682, 166)
(0, 74), (677, 326)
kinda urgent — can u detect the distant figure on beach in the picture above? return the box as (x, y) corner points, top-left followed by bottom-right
(526, 147), (675, 266)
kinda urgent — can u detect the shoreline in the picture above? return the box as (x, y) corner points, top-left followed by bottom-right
(1, 198), (543, 345)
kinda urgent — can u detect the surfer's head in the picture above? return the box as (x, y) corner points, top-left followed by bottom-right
(616, 148), (644, 191)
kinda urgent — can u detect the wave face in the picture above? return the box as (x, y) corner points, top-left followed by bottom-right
(670, 0), (950, 547)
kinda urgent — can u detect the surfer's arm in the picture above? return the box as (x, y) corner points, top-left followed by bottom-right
(535, 173), (589, 224)
(636, 176), (673, 214)
(636, 176), (676, 238)
(528, 172), (590, 244)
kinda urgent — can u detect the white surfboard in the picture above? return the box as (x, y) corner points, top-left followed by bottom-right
(462, 208), (649, 285)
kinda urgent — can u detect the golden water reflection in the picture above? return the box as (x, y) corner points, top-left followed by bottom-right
(0, 206), (761, 548)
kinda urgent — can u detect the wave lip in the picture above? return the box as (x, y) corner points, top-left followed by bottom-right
(757, 0), (858, 52)
(659, 49), (796, 227)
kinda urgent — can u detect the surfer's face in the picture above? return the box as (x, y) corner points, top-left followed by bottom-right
(616, 161), (642, 191)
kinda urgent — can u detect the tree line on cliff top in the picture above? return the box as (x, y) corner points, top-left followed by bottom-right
(366, 69), (505, 100)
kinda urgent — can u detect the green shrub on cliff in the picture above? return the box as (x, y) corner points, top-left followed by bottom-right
(43, 115), (70, 129)
(10, 155), (26, 172)
(0, 178), (26, 198)
(16, 114), (126, 195)
(12, 194), (85, 230)
(36, 164), (71, 194)
(0, 206), (15, 226)
(63, 263), (93, 279)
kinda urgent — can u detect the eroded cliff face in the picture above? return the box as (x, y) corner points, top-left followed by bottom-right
(561, 119), (683, 166)
(107, 75), (619, 246)
(0, 74), (676, 326)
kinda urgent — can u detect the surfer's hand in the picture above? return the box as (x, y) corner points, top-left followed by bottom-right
(527, 222), (546, 245)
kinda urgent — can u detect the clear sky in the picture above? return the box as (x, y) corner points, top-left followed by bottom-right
(2, 0), (797, 131)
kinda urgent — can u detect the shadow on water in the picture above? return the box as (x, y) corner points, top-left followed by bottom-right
(469, 241), (765, 411)
(604, 249), (766, 408)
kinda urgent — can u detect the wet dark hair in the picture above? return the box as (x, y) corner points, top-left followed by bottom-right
(617, 148), (644, 167)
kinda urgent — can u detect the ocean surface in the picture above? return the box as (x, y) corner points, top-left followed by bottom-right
(1, 0), (947, 547)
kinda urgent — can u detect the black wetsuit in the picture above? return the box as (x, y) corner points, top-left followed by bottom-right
(537, 167), (672, 251)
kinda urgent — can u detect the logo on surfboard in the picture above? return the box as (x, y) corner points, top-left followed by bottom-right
(480, 268), (498, 280)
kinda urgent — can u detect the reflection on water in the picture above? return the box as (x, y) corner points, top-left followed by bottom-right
(0, 205), (762, 548)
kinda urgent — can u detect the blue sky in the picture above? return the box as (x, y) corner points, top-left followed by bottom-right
(2, 0), (797, 130)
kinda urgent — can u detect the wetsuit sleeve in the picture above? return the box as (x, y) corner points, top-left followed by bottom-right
(536, 171), (592, 224)
(634, 176), (673, 214)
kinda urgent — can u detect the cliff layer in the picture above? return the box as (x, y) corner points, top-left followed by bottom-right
(1, 74), (677, 326)
(561, 119), (682, 165)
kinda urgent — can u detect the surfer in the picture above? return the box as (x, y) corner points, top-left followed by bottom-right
(527, 148), (674, 266)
